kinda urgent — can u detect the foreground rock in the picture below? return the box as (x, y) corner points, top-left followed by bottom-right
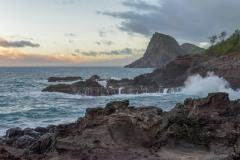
(1, 93), (240, 159)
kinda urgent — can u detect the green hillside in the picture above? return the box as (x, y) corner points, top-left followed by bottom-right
(206, 30), (240, 55)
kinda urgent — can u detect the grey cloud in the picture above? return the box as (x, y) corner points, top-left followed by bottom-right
(65, 33), (76, 37)
(75, 49), (80, 53)
(98, 28), (113, 37)
(0, 38), (40, 48)
(110, 48), (132, 55)
(122, 0), (160, 12)
(55, 0), (78, 5)
(95, 42), (101, 45)
(99, 0), (240, 44)
(98, 29), (107, 37)
(95, 41), (113, 46)
(104, 41), (113, 46)
(82, 48), (141, 57)
(82, 51), (98, 57)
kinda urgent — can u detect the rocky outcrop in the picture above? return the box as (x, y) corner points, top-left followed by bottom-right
(181, 43), (205, 55)
(125, 32), (184, 68)
(42, 53), (240, 96)
(125, 32), (205, 68)
(1, 93), (240, 159)
(47, 77), (83, 82)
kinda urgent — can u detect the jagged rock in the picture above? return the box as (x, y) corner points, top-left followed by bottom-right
(6, 127), (24, 139)
(13, 135), (36, 149)
(125, 32), (184, 68)
(0, 147), (21, 160)
(88, 75), (101, 81)
(47, 77), (83, 82)
(27, 133), (53, 154)
(1, 95), (240, 159)
(23, 128), (40, 138)
(152, 93), (240, 159)
(34, 127), (49, 134)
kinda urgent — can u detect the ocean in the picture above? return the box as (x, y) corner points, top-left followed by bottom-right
(1, 66), (238, 136)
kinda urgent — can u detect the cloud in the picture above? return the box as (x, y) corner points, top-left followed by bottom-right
(75, 49), (80, 53)
(95, 40), (113, 46)
(98, 28), (113, 38)
(81, 48), (143, 57)
(8, 35), (34, 41)
(199, 42), (209, 48)
(0, 47), (93, 66)
(122, 0), (161, 12)
(95, 42), (101, 45)
(65, 33), (76, 37)
(0, 37), (40, 48)
(55, 0), (78, 5)
(99, 0), (240, 44)
(82, 51), (98, 57)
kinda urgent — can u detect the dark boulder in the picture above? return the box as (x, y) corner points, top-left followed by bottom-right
(6, 127), (24, 139)
(88, 75), (101, 81)
(47, 77), (83, 82)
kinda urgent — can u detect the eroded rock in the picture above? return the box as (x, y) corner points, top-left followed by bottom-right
(1, 94), (240, 159)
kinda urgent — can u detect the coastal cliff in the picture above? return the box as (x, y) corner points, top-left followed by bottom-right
(1, 93), (240, 159)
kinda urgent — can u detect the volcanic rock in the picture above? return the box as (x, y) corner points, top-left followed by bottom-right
(125, 32), (184, 68)
(47, 77), (83, 82)
(1, 93), (240, 159)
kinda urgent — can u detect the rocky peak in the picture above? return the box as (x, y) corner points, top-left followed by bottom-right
(125, 32), (183, 68)
(143, 32), (182, 59)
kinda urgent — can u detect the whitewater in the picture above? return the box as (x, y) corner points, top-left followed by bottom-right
(0, 67), (239, 135)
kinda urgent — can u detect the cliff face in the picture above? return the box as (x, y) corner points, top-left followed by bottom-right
(125, 33), (204, 68)
(125, 32), (183, 68)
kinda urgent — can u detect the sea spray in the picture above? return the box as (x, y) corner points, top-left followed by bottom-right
(181, 72), (240, 99)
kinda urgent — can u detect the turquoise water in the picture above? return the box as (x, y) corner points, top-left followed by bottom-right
(0, 67), (192, 135)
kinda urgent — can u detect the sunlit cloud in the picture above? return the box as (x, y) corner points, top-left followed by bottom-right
(0, 47), (143, 66)
(0, 47), (92, 66)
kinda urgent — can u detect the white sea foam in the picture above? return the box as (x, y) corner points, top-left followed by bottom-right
(181, 72), (240, 99)
(98, 80), (107, 87)
(110, 77), (121, 80)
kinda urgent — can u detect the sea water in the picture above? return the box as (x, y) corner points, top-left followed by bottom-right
(0, 67), (239, 135)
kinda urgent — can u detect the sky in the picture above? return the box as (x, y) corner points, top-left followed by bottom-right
(0, 0), (240, 66)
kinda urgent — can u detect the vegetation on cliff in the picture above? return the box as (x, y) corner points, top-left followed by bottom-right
(206, 29), (240, 55)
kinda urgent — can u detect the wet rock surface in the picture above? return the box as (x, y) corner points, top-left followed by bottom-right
(47, 76), (83, 82)
(1, 93), (240, 159)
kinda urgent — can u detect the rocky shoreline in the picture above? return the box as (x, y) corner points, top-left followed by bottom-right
(1, 92), (240, 159)
(41, 53), (240, 96)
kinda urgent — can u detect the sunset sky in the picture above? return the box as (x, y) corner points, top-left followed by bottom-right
(1, 0), (240, 66)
